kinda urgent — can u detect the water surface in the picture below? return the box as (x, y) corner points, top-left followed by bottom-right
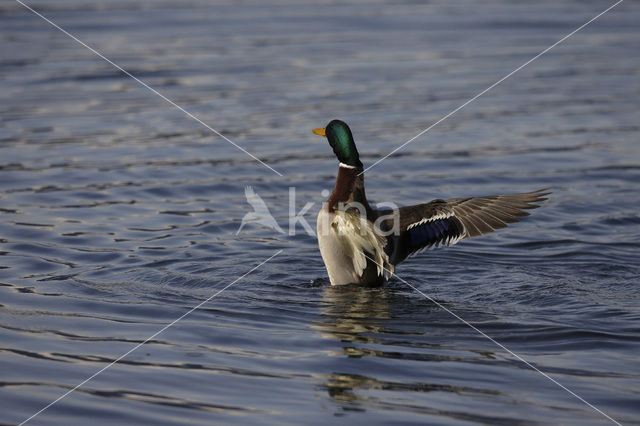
(1, 1), (639, 424)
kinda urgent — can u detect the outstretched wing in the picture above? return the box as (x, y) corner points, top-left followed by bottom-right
(381, 189), (549, 265)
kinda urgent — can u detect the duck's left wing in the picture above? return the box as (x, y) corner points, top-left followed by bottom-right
(380, 189), (549, 265)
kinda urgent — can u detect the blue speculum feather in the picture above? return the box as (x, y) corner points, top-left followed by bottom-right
(409, 219), (450, 249)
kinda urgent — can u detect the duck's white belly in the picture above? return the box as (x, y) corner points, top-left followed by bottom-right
(317, 208), (393, 286)
(317, 210), (362, 285)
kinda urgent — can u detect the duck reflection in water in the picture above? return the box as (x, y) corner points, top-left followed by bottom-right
(313, 285), (391, 404)
(316, 284), (391, 346)
(313, 285), (501, 411)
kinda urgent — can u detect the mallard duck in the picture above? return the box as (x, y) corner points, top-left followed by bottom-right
(313, 119), (549, 286)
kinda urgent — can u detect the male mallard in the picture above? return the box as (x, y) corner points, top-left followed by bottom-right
(313, 119), (549, 286)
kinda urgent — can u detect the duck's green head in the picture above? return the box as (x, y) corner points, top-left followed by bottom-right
(313, 120), (362, 168)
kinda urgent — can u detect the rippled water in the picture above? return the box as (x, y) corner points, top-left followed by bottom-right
(1, 0), (639, 424)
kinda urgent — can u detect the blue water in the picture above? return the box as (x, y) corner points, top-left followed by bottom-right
(1, 1), (639, 424)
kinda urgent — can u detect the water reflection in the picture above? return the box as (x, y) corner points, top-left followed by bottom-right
(315, 285), (391, 346)
(313, 285), (391, 405)
(313, 285), (503, 416)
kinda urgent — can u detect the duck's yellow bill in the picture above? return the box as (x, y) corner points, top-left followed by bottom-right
(312, 128), (326, 137)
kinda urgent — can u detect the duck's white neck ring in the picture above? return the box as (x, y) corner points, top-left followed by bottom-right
(339, 162), (356, 169)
